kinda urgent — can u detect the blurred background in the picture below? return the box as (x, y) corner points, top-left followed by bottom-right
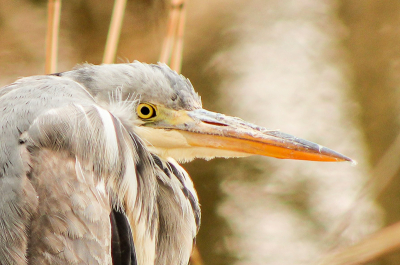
(1, 0), (400, 264)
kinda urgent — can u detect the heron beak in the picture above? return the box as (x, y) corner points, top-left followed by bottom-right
(141, 108), (353, 162)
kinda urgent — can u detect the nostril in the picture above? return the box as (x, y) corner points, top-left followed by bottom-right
(202, 121), (228, 126)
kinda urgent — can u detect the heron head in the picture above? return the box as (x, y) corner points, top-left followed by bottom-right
(65, 62), (353, 163)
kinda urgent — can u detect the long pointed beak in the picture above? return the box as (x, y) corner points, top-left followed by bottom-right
(144, 108), (353, 162)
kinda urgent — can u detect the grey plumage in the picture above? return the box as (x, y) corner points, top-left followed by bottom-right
(61, 63), (202, 111)
(0, 62), (200, 265)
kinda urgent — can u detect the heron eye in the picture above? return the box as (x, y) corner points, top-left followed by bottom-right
(137, 103), (156, 119)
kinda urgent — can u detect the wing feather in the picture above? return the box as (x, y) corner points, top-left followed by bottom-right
(152, 155), (200, 265)
(0, 76), (95, 264)
(26, 148), (112, 265)
(21, 101), (158, 264)
(0, 69), (200, 265)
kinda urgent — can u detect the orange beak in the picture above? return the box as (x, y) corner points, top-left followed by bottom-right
(145, 108), (353, 162)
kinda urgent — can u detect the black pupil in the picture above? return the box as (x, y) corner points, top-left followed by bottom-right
(141, 106), (150, 116)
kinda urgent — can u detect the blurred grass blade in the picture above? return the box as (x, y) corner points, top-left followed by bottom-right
(319, 221), (400, 265)
(170, 0), (186, 73)
(45, 0), (62, 74)
(159, 0), (186, 72)
(103, 0), (127, 64)
(159, 0), (180, 64)
(371, 130), (400, 199)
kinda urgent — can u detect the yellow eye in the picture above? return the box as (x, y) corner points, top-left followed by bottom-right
(137, 103), (157, 119)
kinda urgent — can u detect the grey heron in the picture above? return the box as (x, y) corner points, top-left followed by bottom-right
(0, 62), (352, 265)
